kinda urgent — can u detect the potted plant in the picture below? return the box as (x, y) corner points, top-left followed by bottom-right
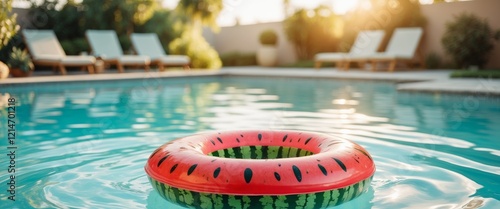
(7, 47), (34, 77)
(257, 29), (278, 67)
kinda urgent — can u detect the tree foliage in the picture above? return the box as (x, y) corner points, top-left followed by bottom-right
(176, 0), (223, 31)
(169, 32), (221, 69)
(81, 0), (157, 35)
(170, 0), (223, 68)
(442, 13), (500, 69)
(1, 0), (20, 50)
(24, 0), (223, 68)
(284, 6), (340, 60)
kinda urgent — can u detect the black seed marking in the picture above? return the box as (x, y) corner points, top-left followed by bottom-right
(292, 165), (302, 182)
(157, 154), (170, 167)
(318, 164), (328, 176)
(353, 157), (360, 163)
(187, 164), (198, 176)
(355, 148), (372, 160)
(318, 143), (322, 147)
(149, 149), (161, 159)
(327, 142), (343, 147)
(240, 134), (244, 137)
(333, 158), (347, 172)
(244, 168), (253, 183)
(213, 167), (221, 178)
(282, 134), (288, 142)
(298, 138), (301, 142)
(217, 137), (223, 144)
(236, 138), (240, 143)
(278, 163), (281, 167)
(258, 133), (262, 141)
(210, 140), (215, 145)
(170, 164), (178, 173)
(316, 159), (321, 162)
(211, 159), (217, 162)
(274, 172), (281, 181)
(305, 137), (312, 145)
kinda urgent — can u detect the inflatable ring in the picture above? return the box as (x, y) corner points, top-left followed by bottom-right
(145, 130), (375, 209)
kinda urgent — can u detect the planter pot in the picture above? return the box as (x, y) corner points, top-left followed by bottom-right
(257, 45), (278, 67)
(0, 61), (9, 79)
(10, 68), (32, 77)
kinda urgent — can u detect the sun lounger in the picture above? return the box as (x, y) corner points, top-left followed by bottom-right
(85, 30), (150, 73)
(314, 30), (385, 70)
(22, 30), (96, 75)
(347, 27), (424, 72)
(131, 33), (190, 71)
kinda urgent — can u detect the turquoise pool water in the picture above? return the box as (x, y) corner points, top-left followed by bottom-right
(1, 76), (499, 209)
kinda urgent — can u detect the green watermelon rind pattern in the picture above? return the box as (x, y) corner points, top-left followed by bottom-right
(149, 176), (372, 209)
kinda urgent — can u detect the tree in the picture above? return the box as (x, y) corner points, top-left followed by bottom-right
(176, 0), (223, 33)
(0, 0), (20, 50)
(169, 0), (224, 69)
(81, 0), (157, 35)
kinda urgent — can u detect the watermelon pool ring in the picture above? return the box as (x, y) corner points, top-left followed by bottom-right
(145, 130), (375, 209)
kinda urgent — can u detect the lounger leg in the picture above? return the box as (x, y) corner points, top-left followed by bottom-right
(117, 63), (124, 73)
(88, 65), (95, 74)
(58, 65), (67, 75)
(159, 64), (164, 71)
(371, 61), (377, 71)
(315, 61), (322, 69)
(389, 60), (397, 72)
(359, 61), (366, 70)
(344, 61), (350, 71)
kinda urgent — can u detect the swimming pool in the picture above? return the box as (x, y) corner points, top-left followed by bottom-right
(1, 76), (499, 208)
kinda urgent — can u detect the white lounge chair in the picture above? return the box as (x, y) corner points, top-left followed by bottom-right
(314, 30), (385, 70)
(347, 27), (424, 72)
(131, 33), (190, 71)
(22, 29), (96, 75)
(85, 30), (150, 73)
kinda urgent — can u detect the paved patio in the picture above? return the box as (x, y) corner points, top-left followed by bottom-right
(1, 67), (500, 96)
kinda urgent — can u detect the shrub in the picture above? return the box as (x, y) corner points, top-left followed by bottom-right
(220, 52), (256, 66)
(442, 13), (500, 69)
(259, 30), (278, 45)
(169, 33), (221, 69)
(7, 47), (34, 72)
(425, 52), (441, 69)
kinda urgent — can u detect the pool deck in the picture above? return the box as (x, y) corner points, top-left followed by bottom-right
(1, 67), (500, 96)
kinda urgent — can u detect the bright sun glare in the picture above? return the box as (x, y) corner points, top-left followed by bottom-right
(332, 0), (361, 15)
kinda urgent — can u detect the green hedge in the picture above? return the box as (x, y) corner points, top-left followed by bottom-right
(220, 52), (256, 66)
(451, 70), (500, 79)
